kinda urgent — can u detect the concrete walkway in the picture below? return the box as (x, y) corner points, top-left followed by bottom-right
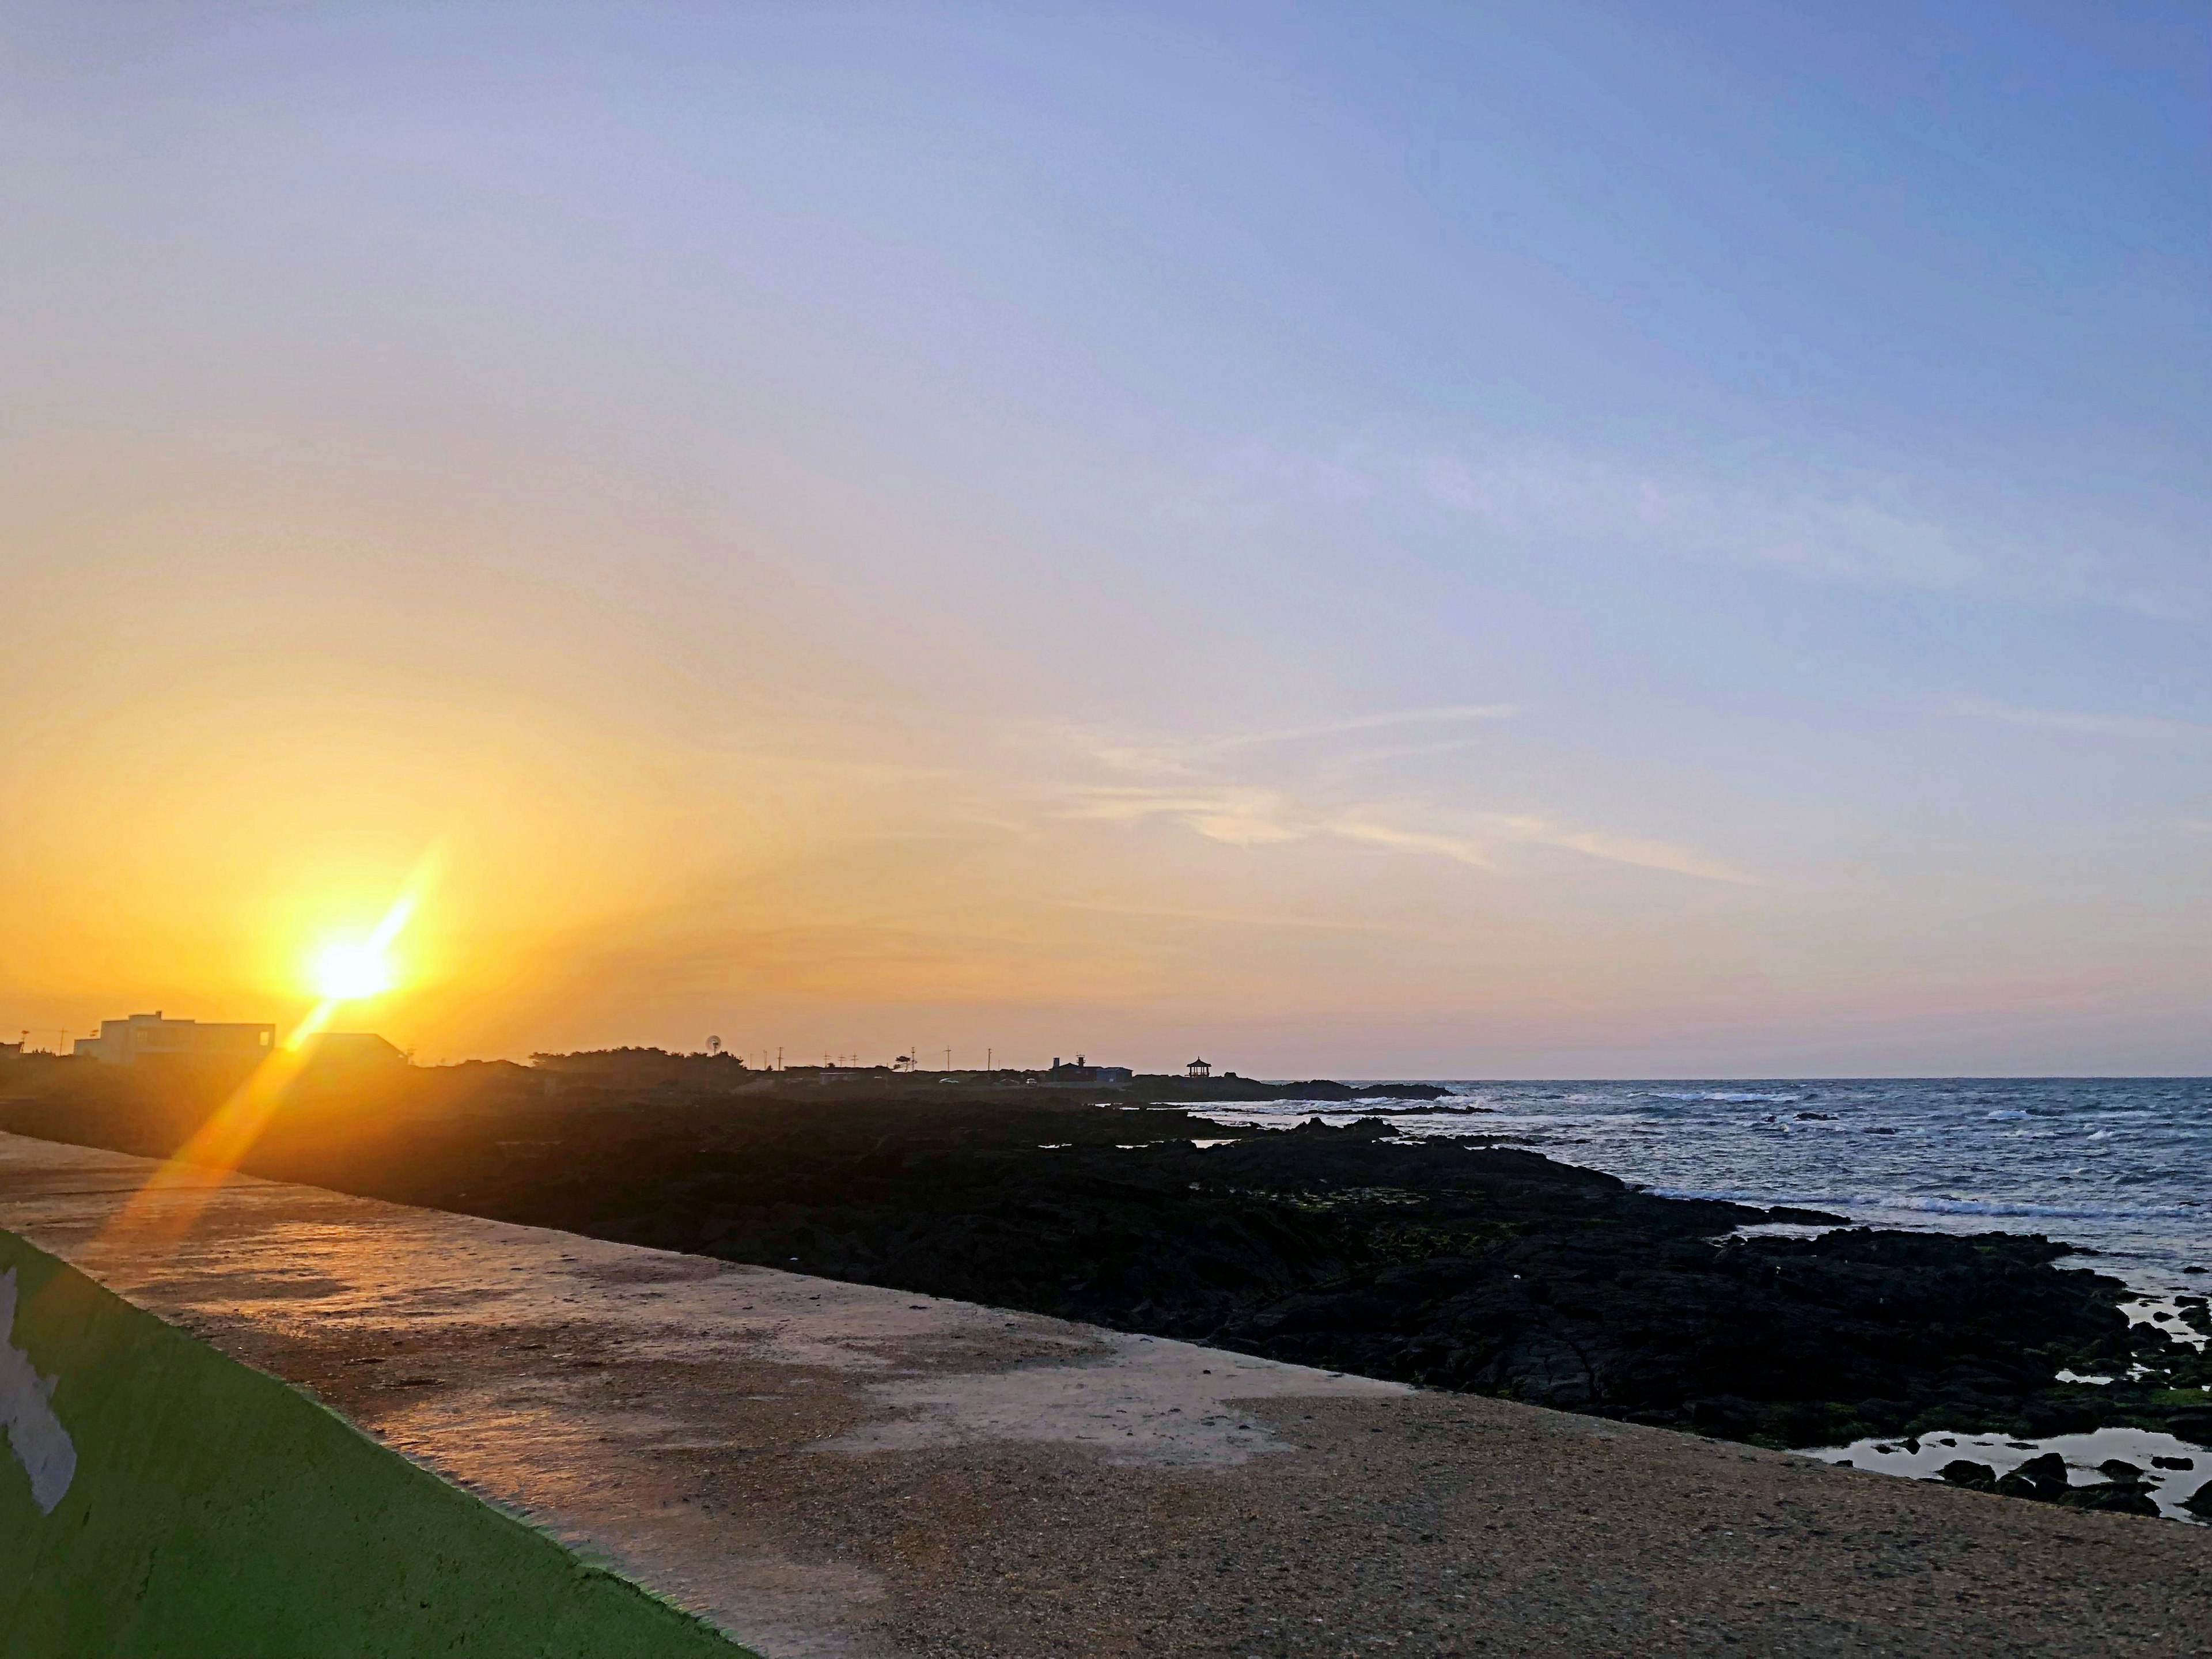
(0, 1131), (2204, 1657)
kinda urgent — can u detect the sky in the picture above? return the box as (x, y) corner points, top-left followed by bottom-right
(1, 1), (2205, 1076)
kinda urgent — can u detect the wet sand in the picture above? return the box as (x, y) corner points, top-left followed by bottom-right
(1, 1131), (2205, 1657)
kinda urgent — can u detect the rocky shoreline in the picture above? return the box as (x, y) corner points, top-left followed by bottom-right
(1936, 1448), (2206, 1520)
(3, 1059), (2206, 1501)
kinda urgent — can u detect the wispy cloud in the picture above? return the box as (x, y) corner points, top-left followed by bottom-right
(1327, 818), (1496, 867)
(1165, 436), (2212, 620)
(1070, 787), (1310, 846)
(1948, 697), (2209, 742)
(1161, 440), (1978, 590)
(1067, 787), (1762, 885)
(1217, 706), (1522, 749)
(1057, 900), (1425, 937)
(1412, 452), (1976, 589)
(1495, 819), (1763, 885)
(1087, 704), (1519, 777)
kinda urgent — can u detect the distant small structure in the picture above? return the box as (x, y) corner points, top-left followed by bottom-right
(0, 1040), (20, 1062)
(301, 1032), (407, 1069)
(74, 1012), (275, 1065)
(1185, 1058), (1212, 1078)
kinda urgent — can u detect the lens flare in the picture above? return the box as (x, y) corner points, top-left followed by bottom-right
(312, 939), (395, 1001)
(97, 853), (440, 1262)
(304, 882), (421, 1010)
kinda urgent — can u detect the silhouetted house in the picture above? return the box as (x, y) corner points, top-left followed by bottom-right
(0, 1041), (20, 1061)
(300, 1032), (407, 1069)
(1185, 1058), (1212, 1078)
(75, 1012), (275, 1065)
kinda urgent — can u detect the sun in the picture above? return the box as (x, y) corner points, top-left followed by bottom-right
(295, 867), (430, 1020)
(310, 938), (396, 1002)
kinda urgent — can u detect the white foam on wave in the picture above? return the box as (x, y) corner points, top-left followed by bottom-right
(1183, 1078), (2212, 1294)
(1646, 1090), (1802, 1104)
(1646, 1187), (2199, 1222)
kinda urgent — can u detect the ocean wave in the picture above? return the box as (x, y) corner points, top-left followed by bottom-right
(1195, 1080), (2208, 1293)
(1645, 1091), (1802, 1103)
(1646, 1187), (2202, 1222)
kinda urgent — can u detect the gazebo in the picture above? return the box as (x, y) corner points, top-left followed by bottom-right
(1185, 1058), (1212, 1078)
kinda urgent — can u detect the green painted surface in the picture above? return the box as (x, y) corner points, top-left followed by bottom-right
(0, 1230), (753, 1659)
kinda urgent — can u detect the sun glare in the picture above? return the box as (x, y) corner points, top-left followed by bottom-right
(312, 938), (396, 1002)
(300, 874), (428, 1011)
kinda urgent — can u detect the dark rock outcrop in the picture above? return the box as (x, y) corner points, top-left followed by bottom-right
(1938, 1460), (1997, 1490)
(0, 1077), (2184, 1460)
(2059, 1481), (2160, 1517)
(1997, 1452), (2070, 1500)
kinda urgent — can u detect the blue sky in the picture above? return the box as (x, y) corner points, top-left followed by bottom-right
(2, 2), (2205, 1071)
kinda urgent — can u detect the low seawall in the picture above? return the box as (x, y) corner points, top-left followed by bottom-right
(1, 1131), (2205, 1657)
(0, 1228), (747, 1659)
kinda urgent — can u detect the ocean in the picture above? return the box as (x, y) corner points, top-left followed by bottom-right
(1185, 1078), (2211, 1297)
(1187, 1076), (2212, 1516)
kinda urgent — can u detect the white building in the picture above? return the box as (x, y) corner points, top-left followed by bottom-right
(74, 1012), (276, 1064)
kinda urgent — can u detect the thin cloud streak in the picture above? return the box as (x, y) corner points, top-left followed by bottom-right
(1327, 819), (1496, 868)
(1068, 787), (1761, 885)
(1215, 705), (1522, 749)
(1057, 900), (1431, 938)
(1948, 697), (2209, 742)
(1164, 441), (1979, 590)
(1085, 704), (1518, 777)
(1166, 438), (2207, 621)
(1414, 452), (1976, 589)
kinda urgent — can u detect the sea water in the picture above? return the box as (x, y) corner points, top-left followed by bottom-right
(1801, 1427), (2209, 1522)
(1184, 1077), (2210, 1296)
(1183, 1077), (2212, 1517)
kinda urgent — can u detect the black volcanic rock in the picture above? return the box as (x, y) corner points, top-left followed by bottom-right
(0, 1075), (2170, 1459)
(1997, 1453), (2070, 1499)
(2166, 1408), (2212, 1447)
(2061, 1481), (2160, 1517)
(1938, 1460), (1997, 1489)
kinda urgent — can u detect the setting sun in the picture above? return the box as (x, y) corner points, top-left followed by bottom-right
(311, 938), (396, 1002)
(300, 877), (429, 1013)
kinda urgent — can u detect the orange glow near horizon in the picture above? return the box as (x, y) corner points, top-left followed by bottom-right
(0, 7), (2205, 1088)
(92, 863), (438, 1260)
